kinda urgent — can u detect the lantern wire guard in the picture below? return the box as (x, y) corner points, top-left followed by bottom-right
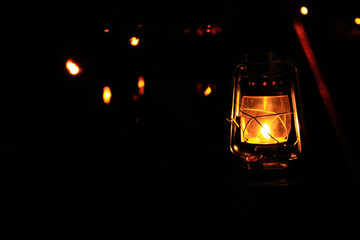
(238, 109), (292, 144)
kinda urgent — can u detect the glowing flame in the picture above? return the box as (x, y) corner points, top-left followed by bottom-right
(300, 6), (308, 15)
(66, 59), (80, 75)
(261, 124), (271, 140)
(103, 86), (112, 104)
(130, 37), (139, 46)
(204, 85), (212, 96)
(104, 28), (110, 33)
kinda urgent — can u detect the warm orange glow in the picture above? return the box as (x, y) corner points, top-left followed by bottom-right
(355, 18), (360, 25)
(138, 76), (145, 88)
(130, 37), (140, 46)
(138, 76), (145, 95)
(300, 6), (308, 15)
(103, 86), (112, 104)
(204, 85), (212, 96)
(260, 124), (271, 140)
(104, 28), (110, 33)
(240, 95), (292, 144)
(233, 145), (239, 152)
(66, 59), (80, 75)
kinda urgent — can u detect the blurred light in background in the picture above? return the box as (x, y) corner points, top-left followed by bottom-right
(66, 59), (81, 75)
(300, 6), (308, 16)
(103, 86), (112, 104)
(204, 84), (212, 96)
(183, 28), (192, 35)
(130, 37), (140, 46)
(138, 76), (145, 95)
(196, 82), (203, 93)
(133, 94), (139, 101)
(211, 25), (222, 35)
(195, 24), (223, 36)
(196, 27), (204, 36)
(104, 28), (110, 33)
(355, 18), (360, 25)
(206, 25), (211, 33)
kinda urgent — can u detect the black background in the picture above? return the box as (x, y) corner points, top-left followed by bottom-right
(2, 0), (360, 239)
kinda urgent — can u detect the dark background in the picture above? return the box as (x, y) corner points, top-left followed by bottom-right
(2, 0), (360, 239)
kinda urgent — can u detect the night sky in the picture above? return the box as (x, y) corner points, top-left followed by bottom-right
(2, 1), (360, 239)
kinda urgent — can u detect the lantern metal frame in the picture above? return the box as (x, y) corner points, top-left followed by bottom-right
(229, 53), (303, 175)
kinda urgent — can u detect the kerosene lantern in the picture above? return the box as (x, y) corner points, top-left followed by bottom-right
(229, 52), (303, 185)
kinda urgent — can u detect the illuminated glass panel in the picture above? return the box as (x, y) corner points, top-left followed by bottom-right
(239, 95), (292, 144)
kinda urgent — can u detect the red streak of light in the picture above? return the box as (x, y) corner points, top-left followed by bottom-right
(293, 21), (331, 107)
(293, 20), (359, 184)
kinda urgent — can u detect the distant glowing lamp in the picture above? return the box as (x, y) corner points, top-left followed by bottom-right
(104, 28), (110, 33)
(300, 6), (308, 15)
(130, 37), (140, 46)
(355, 18), (360, 25)
(137, 76), (145, 88)
(103, 86), (112, 104)
(206, 25), (211, 33)
(204, 84), (212, 96)
(138, 76), (145, 95)
(196, 24), (222, 36)
(229, 53), (303, 181)
(66, 59), (81, 75)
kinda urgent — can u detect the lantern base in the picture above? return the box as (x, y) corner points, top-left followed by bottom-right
(233, 159), (302, 187)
